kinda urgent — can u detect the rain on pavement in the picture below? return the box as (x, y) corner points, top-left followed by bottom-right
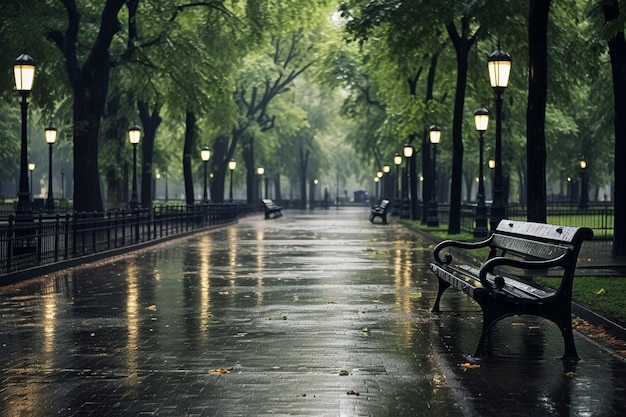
(1, 207), (626, 416)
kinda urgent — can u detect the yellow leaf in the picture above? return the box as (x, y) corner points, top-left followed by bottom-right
(460, 363), (481, 369)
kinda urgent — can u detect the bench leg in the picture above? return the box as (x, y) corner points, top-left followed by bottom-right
(559, 323), (579, 360)
(382, 214), (388, 224)
(431, 278), (451, 313)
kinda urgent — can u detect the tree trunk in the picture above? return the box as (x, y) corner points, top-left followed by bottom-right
(138, 101), (161, 208)
(242, 133), (255, 204)
(421, 54), (438, 224)
(527, 0), (551, 223)
(604, 1), (626, 256)
(52, 0), (126, 213)
(183, 111), (195, 206)
(446, 18), (476, 235)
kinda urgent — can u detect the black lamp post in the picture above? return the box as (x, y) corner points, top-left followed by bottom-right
(427, 125), (440, 227)
(257, 167), (264, 200)
(128, 125), (141, 209)
(381, 164), (391, 200)
(403, 144), (414, 218)
(393, 153), (402, 214)
(376, 170), (383, 202)
(374, 176), (380, 201)
(488, 47), (512, 231)
(579, 160), (588, 209)
(45, 125), (57, 213)
(201, 146), (211, 203)
(473, 108), (489, 237)
(228, 159), (236, 202)
(14, 53), (37, 219)
(28, 163), (35, 201)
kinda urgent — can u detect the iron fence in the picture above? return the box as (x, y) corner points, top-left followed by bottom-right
(0, 203), (254, 278)
(436, 203), (614, 239)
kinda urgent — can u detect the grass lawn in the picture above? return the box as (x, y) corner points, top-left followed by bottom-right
(534, 276), (626, 325)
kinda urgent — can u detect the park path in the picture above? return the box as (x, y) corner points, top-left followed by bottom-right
(1, 207), (625, 416)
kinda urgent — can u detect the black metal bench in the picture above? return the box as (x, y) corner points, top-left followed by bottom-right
(261, 199), (282, 219)
(429, 219), (593, 359)
(369, 200), (391, 224)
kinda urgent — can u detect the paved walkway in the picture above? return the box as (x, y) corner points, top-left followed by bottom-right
(1, 207), (626, 416)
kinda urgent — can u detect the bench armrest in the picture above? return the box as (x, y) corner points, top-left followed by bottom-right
(479, 252), (570, 290)
(433, 236), (492, 265)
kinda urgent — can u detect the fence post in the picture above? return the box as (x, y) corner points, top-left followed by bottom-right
(37, 214), (43, 265)
(6, 216), (14, 271)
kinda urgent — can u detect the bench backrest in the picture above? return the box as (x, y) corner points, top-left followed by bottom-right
(380, 200), (390, 208)
(261, 199), (275, 206)
(491, 220), (593, 261)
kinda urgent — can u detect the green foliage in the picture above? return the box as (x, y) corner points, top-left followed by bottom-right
(535, 276), (626, 324)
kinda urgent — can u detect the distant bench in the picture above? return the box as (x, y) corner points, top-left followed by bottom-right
(261, 199), (282, 219)
(369, 199), (391, 224)
(429, 220), (593, 359)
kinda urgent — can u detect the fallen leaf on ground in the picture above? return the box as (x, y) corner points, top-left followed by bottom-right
(209, 368), (230, 374)
(347, 390), (360, 396)
(460, 363), (480, 369)
(146, 305), (157, 311)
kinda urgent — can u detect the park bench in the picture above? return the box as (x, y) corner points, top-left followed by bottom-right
(369, 199), (391, 224)
(261, 199), (282, 219)
(429, 219), (593, 359)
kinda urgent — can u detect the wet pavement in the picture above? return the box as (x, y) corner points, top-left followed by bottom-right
(1, 207), (626, 417)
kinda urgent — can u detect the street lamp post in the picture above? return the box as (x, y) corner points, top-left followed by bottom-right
(473, 108), (489, 237)
(28, 163), (35, 201)
(257, 167), (264, 201)
(383, 164), (391, 200)
(579, 160), (588, 209)
(393, 153), (402, 215)
(228, 159), (236, 202)
(14, 53), (37, 219)
(427, 125), (440, 227)
(488, 47), (512, 231)
(128, 126), (141, 209)
(403, 144), (414, 219)
(201, 146), (211, 203)
(376, 170), (383, 202)
(374, 176), (380, 201)
(45, 125), (57, 213)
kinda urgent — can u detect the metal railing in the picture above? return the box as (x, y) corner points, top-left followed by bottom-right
(0, 203), (255, 278)
(436, 203), (614, 239)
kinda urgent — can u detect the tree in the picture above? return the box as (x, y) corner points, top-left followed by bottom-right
(527, 0), (551, 223)
(601, 0), (626, 256)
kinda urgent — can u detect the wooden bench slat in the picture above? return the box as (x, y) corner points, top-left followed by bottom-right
(491, 235), (569, 259)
